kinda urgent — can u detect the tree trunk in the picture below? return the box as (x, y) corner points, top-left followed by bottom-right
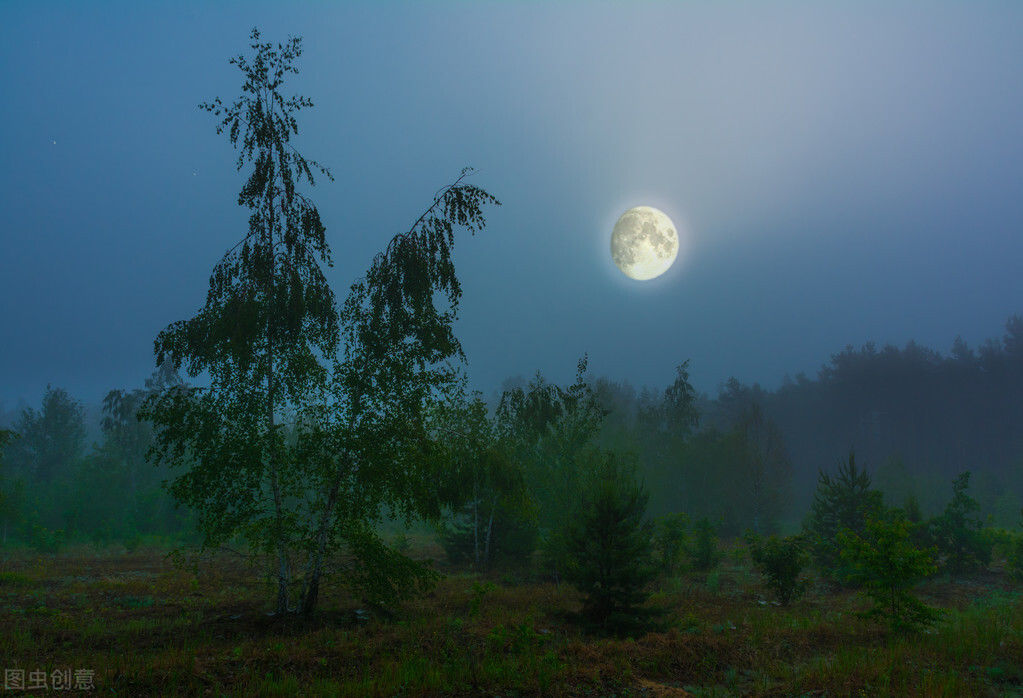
(301, 390), (364, 616)
(472, 474), (480, 570)
(265, 165), (290, 616)
(301, 475), (341, 615)
(483, 497), (496, 572)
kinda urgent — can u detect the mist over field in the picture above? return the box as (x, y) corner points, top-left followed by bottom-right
(1, 3), (1021, 696)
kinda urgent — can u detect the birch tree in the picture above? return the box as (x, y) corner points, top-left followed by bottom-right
(142, 29), (499, 615)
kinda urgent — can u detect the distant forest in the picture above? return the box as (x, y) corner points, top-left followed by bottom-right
(1, 314), (1021, 548)
(588, 313), (1023, 530)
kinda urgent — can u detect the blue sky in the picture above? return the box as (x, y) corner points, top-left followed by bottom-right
(2, 2), (1022, 407)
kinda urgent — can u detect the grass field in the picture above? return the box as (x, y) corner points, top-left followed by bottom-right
(1, 538), (1021, 697)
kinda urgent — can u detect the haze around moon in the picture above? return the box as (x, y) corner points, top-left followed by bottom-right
(610, 206), (680, 280)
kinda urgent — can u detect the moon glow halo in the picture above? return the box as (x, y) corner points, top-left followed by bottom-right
(610, 206), (680, 281)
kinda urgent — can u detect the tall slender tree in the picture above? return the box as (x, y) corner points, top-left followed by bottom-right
(144, 29), (337, 614)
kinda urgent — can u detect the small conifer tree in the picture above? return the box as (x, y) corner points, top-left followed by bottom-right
(563, 452), (656, 633)
(929, 471), (991, 581)
(804, 450), (883, 582)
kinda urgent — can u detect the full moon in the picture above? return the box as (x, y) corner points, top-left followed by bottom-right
(610, 206), (679, 281)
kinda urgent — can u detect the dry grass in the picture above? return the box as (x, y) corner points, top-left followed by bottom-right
(0, 545), (1020, 696)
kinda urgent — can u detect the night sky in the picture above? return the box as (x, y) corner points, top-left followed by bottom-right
(3, 2), (1023, 409)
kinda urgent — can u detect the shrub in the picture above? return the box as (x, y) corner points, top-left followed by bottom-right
(689, 518), (720, 572)
(838, 511), (940, 632)
(652, 512), (689, 573)
(1007, 533), (1023, 582)
(747, 533), (810, 605)
(563, 453), (656, 633)
(1000, 508), (1023, 581)
(30, 524), (65, 554)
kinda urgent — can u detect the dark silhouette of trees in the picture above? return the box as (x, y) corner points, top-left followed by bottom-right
(9, 386), (85, 484)
(768, 316), (1023, 517)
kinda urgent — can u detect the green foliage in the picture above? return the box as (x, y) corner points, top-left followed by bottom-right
(804, 450), (884, 582)
(440, 504), (537, 569)
(838, 512), (941, 632)
(497, 357), (606, 576)
(468, 581), (496, 618)
(661, 428), (741, 532)
(338, 523), (439, 607)
(0, 429), (14, 461)
(0, 369), (194, 549)
(28, 524), (65, 554)
(646, 394), (789, 537)
(563, 453), (656, 633)
(652, 512), (689, 573)
(626, 362), (706, 521)
(929, 472), (992, 579)
(143, 29), (338, 615)
(746, 533), (810, 605)
(293, 166), (497, 613)
(1007, 533), (1023, 582)
(689, 518), (721, 572)
(983, 526), (1023, 581)
(639, 361), (699, 442)
(435, 389), (535, 570)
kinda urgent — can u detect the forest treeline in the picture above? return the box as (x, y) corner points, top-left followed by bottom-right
(1, 313), (1021, 552)
(586, 313), (1023, 530)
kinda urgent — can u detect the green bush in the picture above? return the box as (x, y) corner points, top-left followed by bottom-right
(689, 518), (720, 572)
(747, 533), (810, 605)
(1001, 516), (1023, 582)
(652, 512), (689, 573)
(838, 511), (940, 632)
(30, 524), (65, 554)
